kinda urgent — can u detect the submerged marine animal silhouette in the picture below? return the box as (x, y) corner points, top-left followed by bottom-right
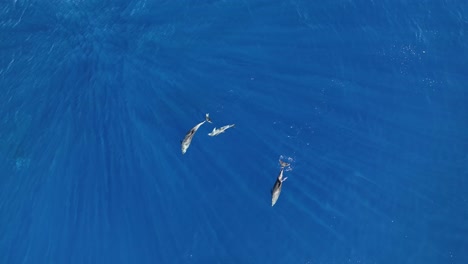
(181, 113), (212, 154)
(271, 168), (288, 206)
(208, 124), (235, 136)
(271, 159), (290, 206)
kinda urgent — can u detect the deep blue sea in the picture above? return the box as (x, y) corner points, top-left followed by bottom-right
(1, 1), (467, 263)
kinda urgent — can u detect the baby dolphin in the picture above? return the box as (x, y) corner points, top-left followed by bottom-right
(271, 159), (290, 206)
(208, 124), (235, 136)
(181, 113), (212, 154)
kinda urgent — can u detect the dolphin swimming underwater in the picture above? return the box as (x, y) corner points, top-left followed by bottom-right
(208, 124), (235, 136)
(181, 113), (212, 154)
(271, 168), (288, 206)
(271, 159), (290, 206)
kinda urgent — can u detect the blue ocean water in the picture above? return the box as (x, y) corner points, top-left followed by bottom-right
(1, 0), (467, 263)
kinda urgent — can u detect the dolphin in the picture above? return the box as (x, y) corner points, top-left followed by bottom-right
(208, 124), (235, 136)
(181, 113), (212, 154)
(271, 168), (288, 206)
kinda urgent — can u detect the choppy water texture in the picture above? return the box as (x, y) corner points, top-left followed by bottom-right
(1, 1), (467, 263)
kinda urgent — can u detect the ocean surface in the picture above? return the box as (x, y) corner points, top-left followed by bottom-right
(1, 1), (467, 263)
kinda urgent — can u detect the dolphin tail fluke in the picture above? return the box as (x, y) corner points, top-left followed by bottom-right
(205, 113), (212, 123)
